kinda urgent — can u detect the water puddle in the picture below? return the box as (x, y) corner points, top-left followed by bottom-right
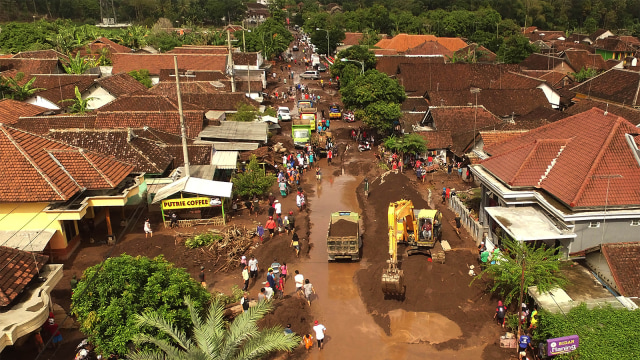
(388, 309), (462, 344)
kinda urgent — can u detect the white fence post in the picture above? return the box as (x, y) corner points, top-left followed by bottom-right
(448, 196), (483, 243)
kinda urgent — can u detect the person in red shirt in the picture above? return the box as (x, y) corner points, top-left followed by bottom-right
(446, 187), (451, 199)
(415, 159), (422, 169)
(43, 318), (62, 348)
(265, 216), (277, 238)
(327, 149), (333, 164)
(427, 155), (433, 166)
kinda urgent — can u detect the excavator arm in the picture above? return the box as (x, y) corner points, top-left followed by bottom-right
(382, 200), (414, 297)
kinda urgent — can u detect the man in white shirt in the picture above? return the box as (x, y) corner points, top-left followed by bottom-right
(294, 270), (304, 297)
(274, 200), (282, 216)
(248, 256), (259, 283)
(312, 320), (326, 350)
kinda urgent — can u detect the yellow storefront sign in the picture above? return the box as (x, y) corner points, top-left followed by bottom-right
(162, 197), (213, 210)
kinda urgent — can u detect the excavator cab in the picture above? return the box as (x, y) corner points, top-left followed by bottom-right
(381, 200), (415, 297)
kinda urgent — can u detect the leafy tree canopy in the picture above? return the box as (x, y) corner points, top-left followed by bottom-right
(384, 134), (428, 155)
(232, 103), (258, 122)
(309, 28), (345, 56)
(240, 18), (293, 60)
(62, 53), (98, 74)
(357, 101), (402, 133)
(472, 237), (567, 305)
(330, 45), (377, 83)
(535, 304), (640, 360)
(129, 296), (300, 360)
(498, 34), (539, 64)
(128, 69), (153, 88)
(231, 155), (276, 198)
(571, 67), (599, 82)
(60, 86), (93, 114)
(70, 255), (211, 357)
(340, 70), (406, 110)
(1, 72), (45, 101)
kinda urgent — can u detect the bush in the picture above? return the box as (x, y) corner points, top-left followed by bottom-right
(185, 233), (223, 249)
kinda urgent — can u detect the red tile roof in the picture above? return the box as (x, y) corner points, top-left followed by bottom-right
(602, 242), (640, 297)
(98, 94), (201, 112)
(570, 68), (640, 106)
(149, 81), (221, 95)
(453, 44), (498, 63)
(95, 111), (204, 138)
(401, 97), (429, 112)
(519, 53), (575, 73)
(594, 38), (636, 52)
(416, 130), (453, 149)
(0, 99), (48, 125)
(0, 58), (62, 74)
(397, 64), (528, 94)
(95, 73), (148, 96)
(374, 34), (467, 53)
(428, 106), (504, 155)
(11, 49), (68, 61)
(563, 49), (607, 72)
(86, 37), (132, 54)
(158, 69), (227, 82)
(47, 128), (174, 174)
(0, 124), (133, 202)
(232, 52), (260, 66)
(405, 41), (453, 57)
(13, 114), (96, 134)
(561, 99), (640, 126)
(173, 92), (260, 111)
(426, 88), (552, 118)
(480, 130), (529, 147)
(30, 74), (98, 106)
(521, 70), (574, 88)
(0, 246), (49, 307)
(375, 56), (445, 76)
(342, 32), (364, 46)
(482, 107), (640, 208)
(111, 53), (228, 75)
(619, 36), (640, 47)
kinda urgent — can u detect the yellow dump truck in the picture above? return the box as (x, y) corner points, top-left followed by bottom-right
(327, 211), (362, 261)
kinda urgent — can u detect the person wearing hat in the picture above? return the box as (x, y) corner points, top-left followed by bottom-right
(242, 265), (250, 291)
(274, 200), (282, 216)
(312, 320), (326, 350)
(265, 216), (277, 238)
(494, 300), (507, 328)
(441, 187), (447, 204)
(256, 223), (265, 243)
(43, 317), (62, 348)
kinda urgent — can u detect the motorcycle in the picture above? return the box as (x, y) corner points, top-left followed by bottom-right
(358, 141), (372, 152)
(74, 339), (99, 360)
(343, 111), (355, 123)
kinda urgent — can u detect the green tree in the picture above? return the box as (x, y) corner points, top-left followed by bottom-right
(330, 45), (377, 85)
(231, 155), (276, 198)
(570, 67), (599, 82)
(118, 25), (150, 50)
(358, 102), (402, 133)
(232, 103), (258, 122)
(62, 53), (98, 74)
(340, 70), (406, 110)
(60, 86), (93, 114)
(2, 72), (45, 101)
(241, 18), (293, 60)
(472, 238), (567, 306)
(129, 69), (153, 88)
(129, 296), (300, 360)
(70, 255), (211, 357)
(498, 34), (539, 64)
(310, 28), (345, 56)
(383, 134), (427, 155)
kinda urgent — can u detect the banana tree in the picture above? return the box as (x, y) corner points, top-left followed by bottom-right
(3, 73), (45, 101)
(62, 53), (98, 74)
(60, 86), (94, 114)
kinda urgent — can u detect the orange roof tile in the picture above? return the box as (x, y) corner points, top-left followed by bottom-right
(98, 94), (201, 112)
(480, 130), (529, 147)
(342, 32), (364, 46)
(95, 111), (204, 138)
(168, 46), (229, 55)
(0, 58), (62, 75)
(602, 242), (640, 297)
(95, 73), (148, 96)
(111, 53), (227, 75)
(0, 247), (49, 307)
(0, 99), (48, 125)
(0, 125), (133, 202)
(374, 34), (467, 53)
(571, 68), (640, 106)
(482, 107), (640, 208)
(405, 41), (452, 57)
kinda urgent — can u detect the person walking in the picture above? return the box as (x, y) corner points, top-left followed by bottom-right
(266, 268), (276, 290)
(242, 265), (250, 291)
(144, 218), (152, 238)
(265, 216), (277, 238)
(303, 278), (316, 306)
(248, 255), (259, 283)
(291, 232), (300, 257)
(518, 332), (532, 360)
(455, 213), (462, 236)
(279, 181), (288, 197)
(494, 300), (507, 328)
(312, 321), (326, 350)
(280, 262), (288, 283)
(241, 293), (250, 312)
(441, 188), (447, 204)
(274, 200), (282, 216)
(302, 334), (314, 352)
(276, 214), (284, 235)
(256, 223), (265, 243)
(327, 149), (333, 164)
(198, 266), (206, 287)
(276, 275), (285, 299)
(294, 270), (304, 297)
(43, 317), (62, 349)
(288, 211), (296, 232)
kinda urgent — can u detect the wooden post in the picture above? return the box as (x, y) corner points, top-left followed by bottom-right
(105, 208), (112, 236)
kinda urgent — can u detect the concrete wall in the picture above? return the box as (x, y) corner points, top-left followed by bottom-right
(84, 85), (116, 109)
(25, 96), (59, 110)
(0, 202), (66, 249)
(571, 219), (640, 253)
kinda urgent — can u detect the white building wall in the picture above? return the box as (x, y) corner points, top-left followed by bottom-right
(537, 84), (561, 109)
(83, 86), (116, 109)
(25, 96), (59, 110)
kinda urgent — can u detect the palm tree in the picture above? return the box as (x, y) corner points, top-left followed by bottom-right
(60, 86), (93, 114)
(129, 297), (300, 360)
(4, 73), (45, 101)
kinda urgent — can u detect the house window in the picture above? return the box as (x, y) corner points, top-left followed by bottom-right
(589, 221), (600, 228)
(631, 220), (640, 226)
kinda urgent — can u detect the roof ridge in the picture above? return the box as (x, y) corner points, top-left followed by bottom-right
(509, 139), (562, 185)
(46, 150), (82, 189)
(537, 141), (568, 186)
(128, 138), (164, 173)
(0, 126), (68, 200)
(569, 116), (622, 207)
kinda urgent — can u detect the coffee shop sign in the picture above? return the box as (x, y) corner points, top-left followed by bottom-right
(547, 335), (579, 356)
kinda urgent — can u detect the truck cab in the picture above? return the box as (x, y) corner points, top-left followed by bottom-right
(328, 104), (341, 119)
(299, 107), (317, 130)
(292, 118), (311, 148)
(327, 211), (363, 261)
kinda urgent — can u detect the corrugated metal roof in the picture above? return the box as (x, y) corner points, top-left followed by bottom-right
(0, 230), (56, 252)
(198, 122), (268, 142)
(211, 151), (238, 169)
(151, 176), (232, 203)
(208, 141), (260, 151)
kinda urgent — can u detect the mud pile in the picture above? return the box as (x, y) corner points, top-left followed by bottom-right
(329, 219), (358, 237)
(355, 171), (497, 350)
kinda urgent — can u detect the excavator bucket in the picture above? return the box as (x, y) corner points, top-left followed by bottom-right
(381, 269), (405, 296)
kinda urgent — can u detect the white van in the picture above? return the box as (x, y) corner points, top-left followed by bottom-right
(277, 106), (291, 121)
(300, 70), (320, 80)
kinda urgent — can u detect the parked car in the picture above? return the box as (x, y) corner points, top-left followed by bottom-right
(277, 106), (292, 121)
(317, 63), (327, 72)
(300, 70), (321, 80)
(292, 44), (299, 51)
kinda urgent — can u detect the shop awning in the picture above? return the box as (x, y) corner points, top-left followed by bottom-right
(0, 230), (56, 252)
(485, 206), (576, 241)
(211, 151), (239, 170)
(151, 176), (233, 204)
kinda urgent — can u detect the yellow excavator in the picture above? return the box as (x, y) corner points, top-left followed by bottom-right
(381, 200), (443, 296)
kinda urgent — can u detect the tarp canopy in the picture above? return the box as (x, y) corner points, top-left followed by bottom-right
(211, 151), (239, 170)
(485, 206), (576, 241)
(0, 230), (56, 252)
(152, 176), (233, 204)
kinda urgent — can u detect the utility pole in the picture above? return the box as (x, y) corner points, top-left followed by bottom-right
(471, 88), (481, 151)
(516, 250), (526, 356)
(173, 56), (190, 177)
(227, 30), (236, 92)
